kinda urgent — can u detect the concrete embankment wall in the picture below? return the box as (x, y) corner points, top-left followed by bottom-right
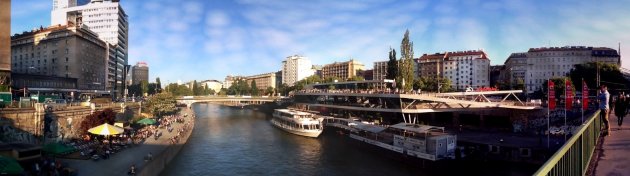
(0, 103), (139, 144)
(137, 107), (195, 176)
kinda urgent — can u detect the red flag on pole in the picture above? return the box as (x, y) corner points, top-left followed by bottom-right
(548, 80), (555, 109)
(582, 80), (588, 110)
(565, 79), (573, 110)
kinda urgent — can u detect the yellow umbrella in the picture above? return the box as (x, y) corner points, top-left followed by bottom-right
(88, 123), (124, 136)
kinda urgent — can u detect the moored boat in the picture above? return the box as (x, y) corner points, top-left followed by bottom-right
(271, 109), (324, 138)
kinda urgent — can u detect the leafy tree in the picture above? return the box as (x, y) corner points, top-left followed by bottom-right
(398, 29), (415, 91)
(569, 62), (628, 91)
(78, 108), (116, 135)
(348, 76), (365, 81)
(165, 83), (193, 96)
(266, 86), (274, 96)
(218, 88), (227, 96)
(192, 80), (201, 96)
(514, 78), (525, 90)
(386, 48), (398, 82)
(541, 77), (574, 101)
(140, 80), (149, 96)
(148, 83), (157, 95)
(155, 77), (162, 93)
(413, 77), (425, 90)
(251, 80), (259, 96)
(323, 76), (341, 83)
(145, 92), (178, 117)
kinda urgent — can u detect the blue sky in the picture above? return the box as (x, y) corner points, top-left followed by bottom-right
(11, 0), (630, 84)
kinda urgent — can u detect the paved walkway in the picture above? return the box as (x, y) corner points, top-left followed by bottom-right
(61, 108), (194, 176)
(594, 113), (630, 176)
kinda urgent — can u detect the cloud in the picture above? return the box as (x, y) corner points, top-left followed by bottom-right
(206, 11), (230, 27)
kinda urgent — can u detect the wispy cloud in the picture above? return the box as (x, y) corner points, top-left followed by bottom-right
(9, 0), (630, 83)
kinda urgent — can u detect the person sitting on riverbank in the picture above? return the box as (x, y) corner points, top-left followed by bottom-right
(128, 164), (136, 176)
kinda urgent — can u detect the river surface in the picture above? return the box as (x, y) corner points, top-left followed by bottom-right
(161, 103), (535, 176)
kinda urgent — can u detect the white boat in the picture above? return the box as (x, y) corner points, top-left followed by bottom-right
(271, 109), (324, 138)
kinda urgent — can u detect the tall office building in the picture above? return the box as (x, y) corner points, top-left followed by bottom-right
(321, 59), (365, 80)
(131, 62), (148, 85)
(282, 55), (313, 86)
(505, 46), (620, 93)
(0, 0), (10, 88)
(10, 24), (107, 92)
(244, 72), (277, 90)
(372, 61), (388, 81)
(51, 0), (129, 98)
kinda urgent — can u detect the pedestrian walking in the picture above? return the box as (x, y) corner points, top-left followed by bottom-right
(615, 92), (628, 128)
(599, 85), (611, 136)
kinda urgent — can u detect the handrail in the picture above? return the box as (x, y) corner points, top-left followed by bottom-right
(534, 110), (602, 176)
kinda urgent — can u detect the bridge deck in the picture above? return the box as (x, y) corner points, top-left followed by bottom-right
(594, 113), (630, 176)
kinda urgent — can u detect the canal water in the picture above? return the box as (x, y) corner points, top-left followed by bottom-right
(161, 103), (535, 176)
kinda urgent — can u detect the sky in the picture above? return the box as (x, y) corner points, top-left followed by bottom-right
(10, 0), (630, 84)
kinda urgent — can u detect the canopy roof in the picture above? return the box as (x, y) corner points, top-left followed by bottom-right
(353, 123), (387, 133)
(389, 123), (445, 134)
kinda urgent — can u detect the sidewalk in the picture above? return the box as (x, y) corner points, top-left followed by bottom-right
(594, 113), (630, 176)
(61, 108), (194, 176)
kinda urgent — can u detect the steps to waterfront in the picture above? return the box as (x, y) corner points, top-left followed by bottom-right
(593, 113), (630, 176)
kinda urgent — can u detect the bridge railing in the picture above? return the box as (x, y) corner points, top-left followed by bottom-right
(533, 110), (602, 176)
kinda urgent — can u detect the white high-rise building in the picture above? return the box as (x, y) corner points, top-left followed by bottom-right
(441, 50), (490, 90)
(51, 0), (128, 98)
(373, 61), (388, 81)
(504, 46), (620, 93)
(282, 55), (314, 86)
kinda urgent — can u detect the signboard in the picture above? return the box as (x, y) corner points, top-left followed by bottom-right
(548, 80), (555, 109)
(582, 80), (588, 110)
(565, 79), (573, 110)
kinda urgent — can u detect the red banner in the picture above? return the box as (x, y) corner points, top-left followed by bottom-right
(565, 79), (573, 110)
(582, 80), (588, 110)
(548, 80), (555, 109)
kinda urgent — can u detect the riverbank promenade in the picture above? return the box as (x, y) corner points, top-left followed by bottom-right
(61, 108), (195, 176)
(594, 113), (630, 176)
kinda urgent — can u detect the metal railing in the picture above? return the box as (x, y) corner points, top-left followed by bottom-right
(534, 110), (602, 176)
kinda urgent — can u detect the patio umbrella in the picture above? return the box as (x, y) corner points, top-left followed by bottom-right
(0, 156), (24, 175)
(136, 118), (157, 125)
(43, 142), (74, 155)
(88, 123), (124, 136)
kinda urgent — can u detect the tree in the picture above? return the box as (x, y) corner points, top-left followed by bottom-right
(386, 48), (398, 82)
(251, 80), (259, 96)
(148, 83), (157, 95)
(413, 77), (425, 90)
(140, 80), (149, 96)
(323, 76), (341, 83)
(541, 77), (574, 101)
(266, 86), (274, 96)
(514, 78), (525, 90)
(398, 29), (415, 91)
(569, 62), (628, 91)
(165, 83), (193, 96)
(218, 88), (227, 96)
(78, 108), (117, 135)
(192, 80), (200, 96)
(155, 77), (162, 93)
(348, 76), (365, 81)
(145, 92), (178, 117)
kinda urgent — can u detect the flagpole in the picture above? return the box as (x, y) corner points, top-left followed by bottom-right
(547, 79), (550, 149)
(580, 78), (588, 124)
(564, 78), (569, 142)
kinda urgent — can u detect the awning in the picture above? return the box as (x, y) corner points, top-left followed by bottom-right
(389, 123), (445, 134)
